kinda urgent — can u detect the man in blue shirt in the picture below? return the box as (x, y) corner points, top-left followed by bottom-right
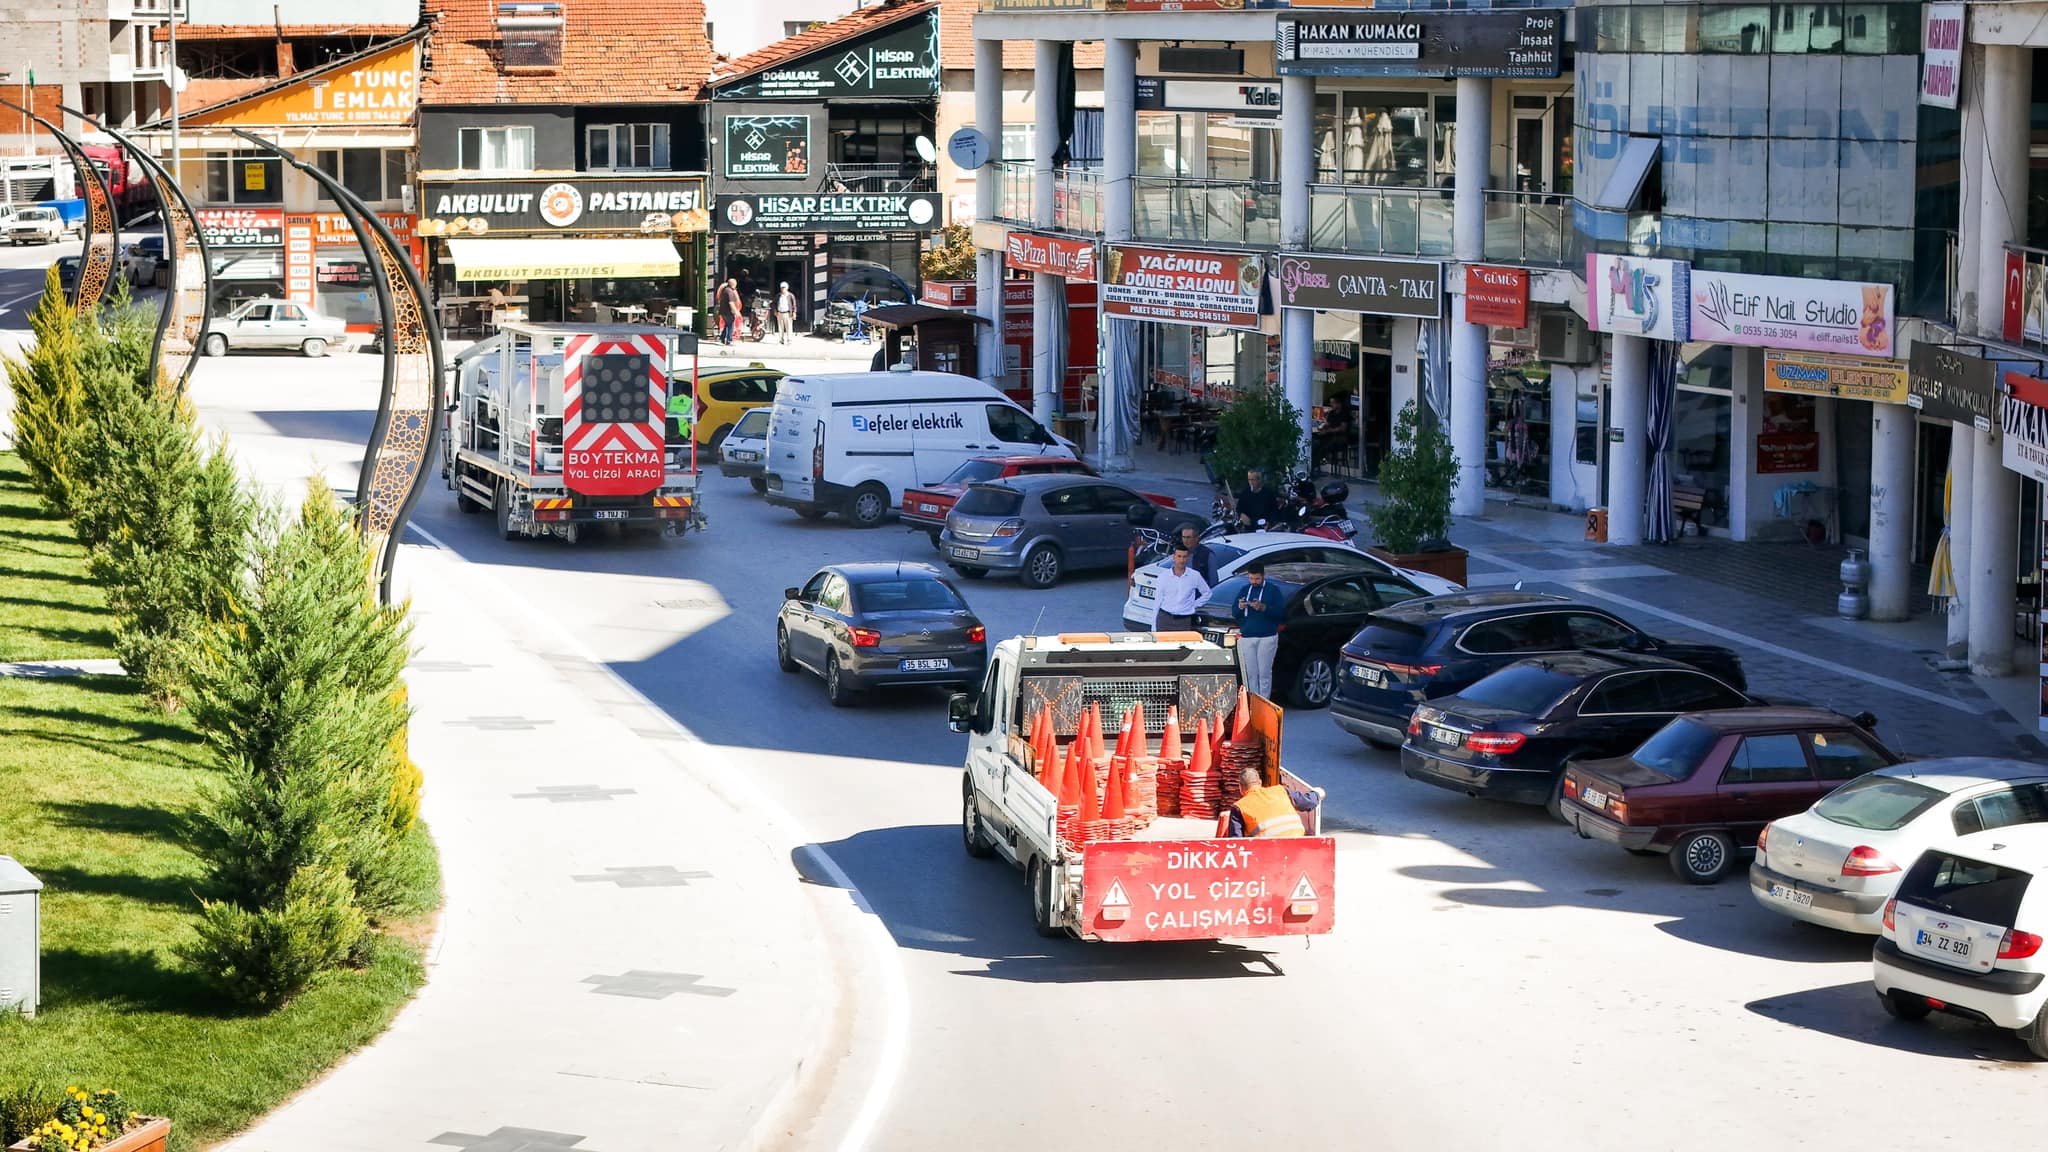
(1232, 561), (1281, 700)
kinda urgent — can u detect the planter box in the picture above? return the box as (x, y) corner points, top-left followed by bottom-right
(10, 1117), (169, 1152)
(1370, 545), (1468, 588)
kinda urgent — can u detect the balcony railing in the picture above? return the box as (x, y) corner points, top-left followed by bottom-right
(1306, 185), (1573, 266)
(1133, 176), (1279, 248)
(1052, 167), (1100, 234)
(823, 162), (934, 196)
(996, 159), (1032, 225)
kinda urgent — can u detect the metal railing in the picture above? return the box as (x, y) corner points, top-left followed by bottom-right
(1052, 167), (1100, 234)
(1305, 185), (1574, 266)
(996, 159), (1032, 224)
(823, 162), (935, 195)
(1480, 190), (1571, 266)
(1133, 175), (1279, 248)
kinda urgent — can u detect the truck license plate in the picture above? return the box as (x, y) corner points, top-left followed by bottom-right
(591, 510), (629, 520)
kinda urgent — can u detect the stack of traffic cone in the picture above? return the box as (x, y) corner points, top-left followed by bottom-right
(1179, 716), (1221, 818)
(1232, 687), (1253, 741)
(1220, 738), (1265, 809)
(1156, 706), (1183, 817)
(1127, 702), (1157, 825)
(1098, 734), (1135, 841)
(1087, 703), (1111, 805)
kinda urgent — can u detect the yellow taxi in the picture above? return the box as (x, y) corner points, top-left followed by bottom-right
(677, 363), (785, 449)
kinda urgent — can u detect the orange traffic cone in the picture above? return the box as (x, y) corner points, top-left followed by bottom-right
(1190, 717), (1213, 777)
(1057, 739), (1081, 807)
(1116, 705), (1136, 759)
(1104, 752), (1128, 820)
(1041, 726), (1062, 792)
(1233, 687), (1252, 740)
(1131, 701), (1148, 759)
(1161, 706), (1182, 761)
(1079, 746), (1102, 822)
(1089, 702), (1107, 762)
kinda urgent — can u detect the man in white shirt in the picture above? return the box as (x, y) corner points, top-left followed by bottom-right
(775, 282), (797, 344)
(1153, 544), (1213, 631)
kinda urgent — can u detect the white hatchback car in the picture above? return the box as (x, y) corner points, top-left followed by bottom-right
(1752, 758), (2048, 933)
(1120, 532), (1462, 631)
(1871, 824), (2048, 1057)
(717, 405), (772, 493)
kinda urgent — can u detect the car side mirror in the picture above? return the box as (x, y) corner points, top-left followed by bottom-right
(947, 692), (975, 733)
(784, 587), (801, 601)
(1125, 502), (1157, 526)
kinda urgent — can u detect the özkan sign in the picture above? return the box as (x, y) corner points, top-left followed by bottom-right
(1004, 231), (1097, 280)
(1101, 243), (1264, 331)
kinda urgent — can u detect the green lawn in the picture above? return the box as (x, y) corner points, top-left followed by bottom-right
(0, 453), (436, 1150)
(0, 453), (113, 662)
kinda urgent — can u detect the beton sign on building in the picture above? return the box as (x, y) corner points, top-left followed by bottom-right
(417, 176), (708, 234)
(1004, 230), (1097, 280)
(1690, 271), (1897, 358)
(186, 40), (418, 127)
(1276, 11), (1561, 79)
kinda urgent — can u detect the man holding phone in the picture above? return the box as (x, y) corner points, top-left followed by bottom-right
(1232, 561), (1280, 699)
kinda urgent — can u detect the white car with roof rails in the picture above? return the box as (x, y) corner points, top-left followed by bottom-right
(1753, 757), (2048, 934)
(1871, 823), (2048, 1057)
(1120, 531), (1462, 631)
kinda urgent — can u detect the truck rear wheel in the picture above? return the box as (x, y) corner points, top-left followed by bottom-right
(493, 482), (518, 541)
(962, 777), (993, 859)
(1028, 857), (1062, 938)
(455, 476), (483, 514)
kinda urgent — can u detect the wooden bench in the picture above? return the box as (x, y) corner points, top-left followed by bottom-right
(1672, 484), (1707, 537)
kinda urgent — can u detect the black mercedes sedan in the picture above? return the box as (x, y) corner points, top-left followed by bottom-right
(776, 562), (987, 706)
(1400, 650), (1761, 818)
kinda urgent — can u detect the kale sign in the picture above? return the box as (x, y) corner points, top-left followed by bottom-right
(713, 12), (939, 100)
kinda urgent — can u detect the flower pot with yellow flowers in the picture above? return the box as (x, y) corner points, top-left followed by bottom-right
(6, 1088), (168, 1152)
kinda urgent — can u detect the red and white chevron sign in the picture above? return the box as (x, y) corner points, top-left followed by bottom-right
(562, 333), (668, 496)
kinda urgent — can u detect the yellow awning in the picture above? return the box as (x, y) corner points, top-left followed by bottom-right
(447, 237), (680, 281)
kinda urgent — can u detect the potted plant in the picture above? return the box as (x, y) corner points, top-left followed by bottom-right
(7, 1087), (168, 1152)
(1367, 401), (1468, 586)
(1209, 382), (1305, 495)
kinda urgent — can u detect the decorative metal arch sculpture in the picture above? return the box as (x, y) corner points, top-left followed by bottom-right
(59, 106), (213, 393)
(229, 130), (446, 605)
(0, 98), (117, 316)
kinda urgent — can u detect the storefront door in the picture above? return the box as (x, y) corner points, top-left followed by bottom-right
(1512, 95), (1554, 194)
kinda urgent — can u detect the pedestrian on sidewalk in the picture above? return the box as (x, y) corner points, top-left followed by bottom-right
(716, 278), (741, 345)
(1232, 561), (1280, 699)
(1153, 543), (1212, 632)
(775, 282), (796, 344)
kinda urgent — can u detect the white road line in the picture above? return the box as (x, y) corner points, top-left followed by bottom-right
(405, 521), (908, 1152)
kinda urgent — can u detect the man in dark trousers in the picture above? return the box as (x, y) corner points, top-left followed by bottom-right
(716, 278), (741, 345)
(1233, 468), (1279, 531)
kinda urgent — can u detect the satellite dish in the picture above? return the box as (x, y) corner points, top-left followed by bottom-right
(947, 127), (991, 171)
(914, 135), (938, 164)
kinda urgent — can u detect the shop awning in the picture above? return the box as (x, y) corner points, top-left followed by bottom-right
(447, 237), (681, 282)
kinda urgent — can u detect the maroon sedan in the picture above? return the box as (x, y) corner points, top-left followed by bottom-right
(1561, 707), (1900, 884)
(900, 456), (1174, 544)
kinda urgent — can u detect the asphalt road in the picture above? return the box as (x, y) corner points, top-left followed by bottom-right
(8, 243), (2041, 1147)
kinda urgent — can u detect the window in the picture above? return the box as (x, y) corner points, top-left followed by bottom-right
(1308, 577), (1373, 616)
(783, 20), (818, 36)
(1582, 672), (1664, 715)
(315, 148), (408, 203)
(203, 152), (281, 205)
(1951, 783), (2048, 836)
(458, 126), (536, 172)
(1459, 664), (1581, 715)
(1806, 730), (1891, 781)
(1632, 719), (1722, 780)
(707, 374), (776, 404)
(1814, 775), (1944, 831)
(800, 572), (829, 601)
(1369, 575), (1425, 608)
(497, 2), (565, 69)
(831, 113), (928, 167)
(954, 487), (1023, 518)
(852, 579), (963, 613)
(820, 574), (850, 613)
(240, 304), (273, 321)
(1896, 852), (2033, 926)
(985, 404), (1041, 445)
(1040, 485), (1096, 516)
(586, 123), (671, 171)
(276, 304), (306, 321)
(1459, 613), (1568, 654)
(1565, 613), (1637, 650)
(1656, 672), (1746, 712)
(1721, 734), (1812, 785)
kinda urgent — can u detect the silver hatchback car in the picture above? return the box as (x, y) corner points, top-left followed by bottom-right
(940, 473), (1206, 589)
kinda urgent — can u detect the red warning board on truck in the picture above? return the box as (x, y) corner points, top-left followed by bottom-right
(1080, 837), (1336, 942)
(561, 333), (669, 497)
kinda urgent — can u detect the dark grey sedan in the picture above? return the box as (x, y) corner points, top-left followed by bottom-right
(939, 473), (1207, 589)
(776, 562), (987, 706)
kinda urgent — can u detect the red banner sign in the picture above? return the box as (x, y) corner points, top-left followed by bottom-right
(1005, 230), (1097, 280)
(1465, 264), (1529, 328)
(1101, 242), (1264, 331)
(921, 280), (976, 307)
(1079, 837), (1335, 942)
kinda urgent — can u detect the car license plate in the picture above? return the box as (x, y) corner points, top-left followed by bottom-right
(1138, 585), (1155, 600)
(918, 502), (941, 513)
(900, 658), (951, 672)
(1914, 928), (1973, 961)
(1768, 883), (1813, 908)
(1581, 788), (1607, 810)
(949, 545), (980, 560)
(591, 510), (629, 520)
(1351, 664), (1384, 686)
(1426, 724), (1461, 746)
(730, 449), (759, 462)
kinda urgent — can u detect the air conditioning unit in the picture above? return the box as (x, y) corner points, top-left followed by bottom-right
(1537, 310), (1595, 365)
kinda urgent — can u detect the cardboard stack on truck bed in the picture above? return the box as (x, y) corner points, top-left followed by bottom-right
(953, 632), (1336, 944)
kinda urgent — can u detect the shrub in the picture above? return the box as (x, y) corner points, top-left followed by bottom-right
(186, 865), (367, 1010)
(0, 1080), (63, 1145)
(1368, 401), (1459, 554)
(4, 269), (89, 514)
(1209, 382), (1305, 492)
(918, 224), (975, 282)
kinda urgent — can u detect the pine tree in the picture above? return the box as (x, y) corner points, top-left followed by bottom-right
(3, 268), (89, 514)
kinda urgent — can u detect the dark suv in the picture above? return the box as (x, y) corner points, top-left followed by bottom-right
(1330, 591), (1747, 749)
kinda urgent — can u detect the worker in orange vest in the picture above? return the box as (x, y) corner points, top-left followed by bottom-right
(1226, 765), (1319, 838)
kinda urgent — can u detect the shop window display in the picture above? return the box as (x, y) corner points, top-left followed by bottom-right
(1487, 357), (1552, 497)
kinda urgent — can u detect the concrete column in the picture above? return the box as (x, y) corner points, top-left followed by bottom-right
(1032, 40), (1063, 423)
(1448, 78), (1492, 516)
(1279, 73), (1316, 463)
(975, 37), (1004, 386)
(1100, 36), (1138, 470)
(1956, 42), (1987, 333)
(1606, 333), (1651, 545)
(1965, 43), (2030, 674)
(1947, 421), (1976, 656)
(1867, 403), (1916, 620)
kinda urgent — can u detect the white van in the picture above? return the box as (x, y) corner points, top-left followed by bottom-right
(763, 368), (1075, 527)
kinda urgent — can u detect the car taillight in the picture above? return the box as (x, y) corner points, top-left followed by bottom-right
(1406, 714), (1423, 737)
(1999, 928), (2044, 960)
(967, 625), (985, 643)
(1382, 662), (1443, 677)
(1607, 800), (1628, 822)
(849, 627), (881, 648)
(993, 518), (1023, 538)
(1882, 898), (1896, 933)
(1841, 846), (1900, 877)
(1756, 824), (1769, 855)
(1466, 731), (1527, 754)
(1562, 776), (1579, 799)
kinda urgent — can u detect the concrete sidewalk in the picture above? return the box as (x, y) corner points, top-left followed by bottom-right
(215, 539), (845, 1152)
